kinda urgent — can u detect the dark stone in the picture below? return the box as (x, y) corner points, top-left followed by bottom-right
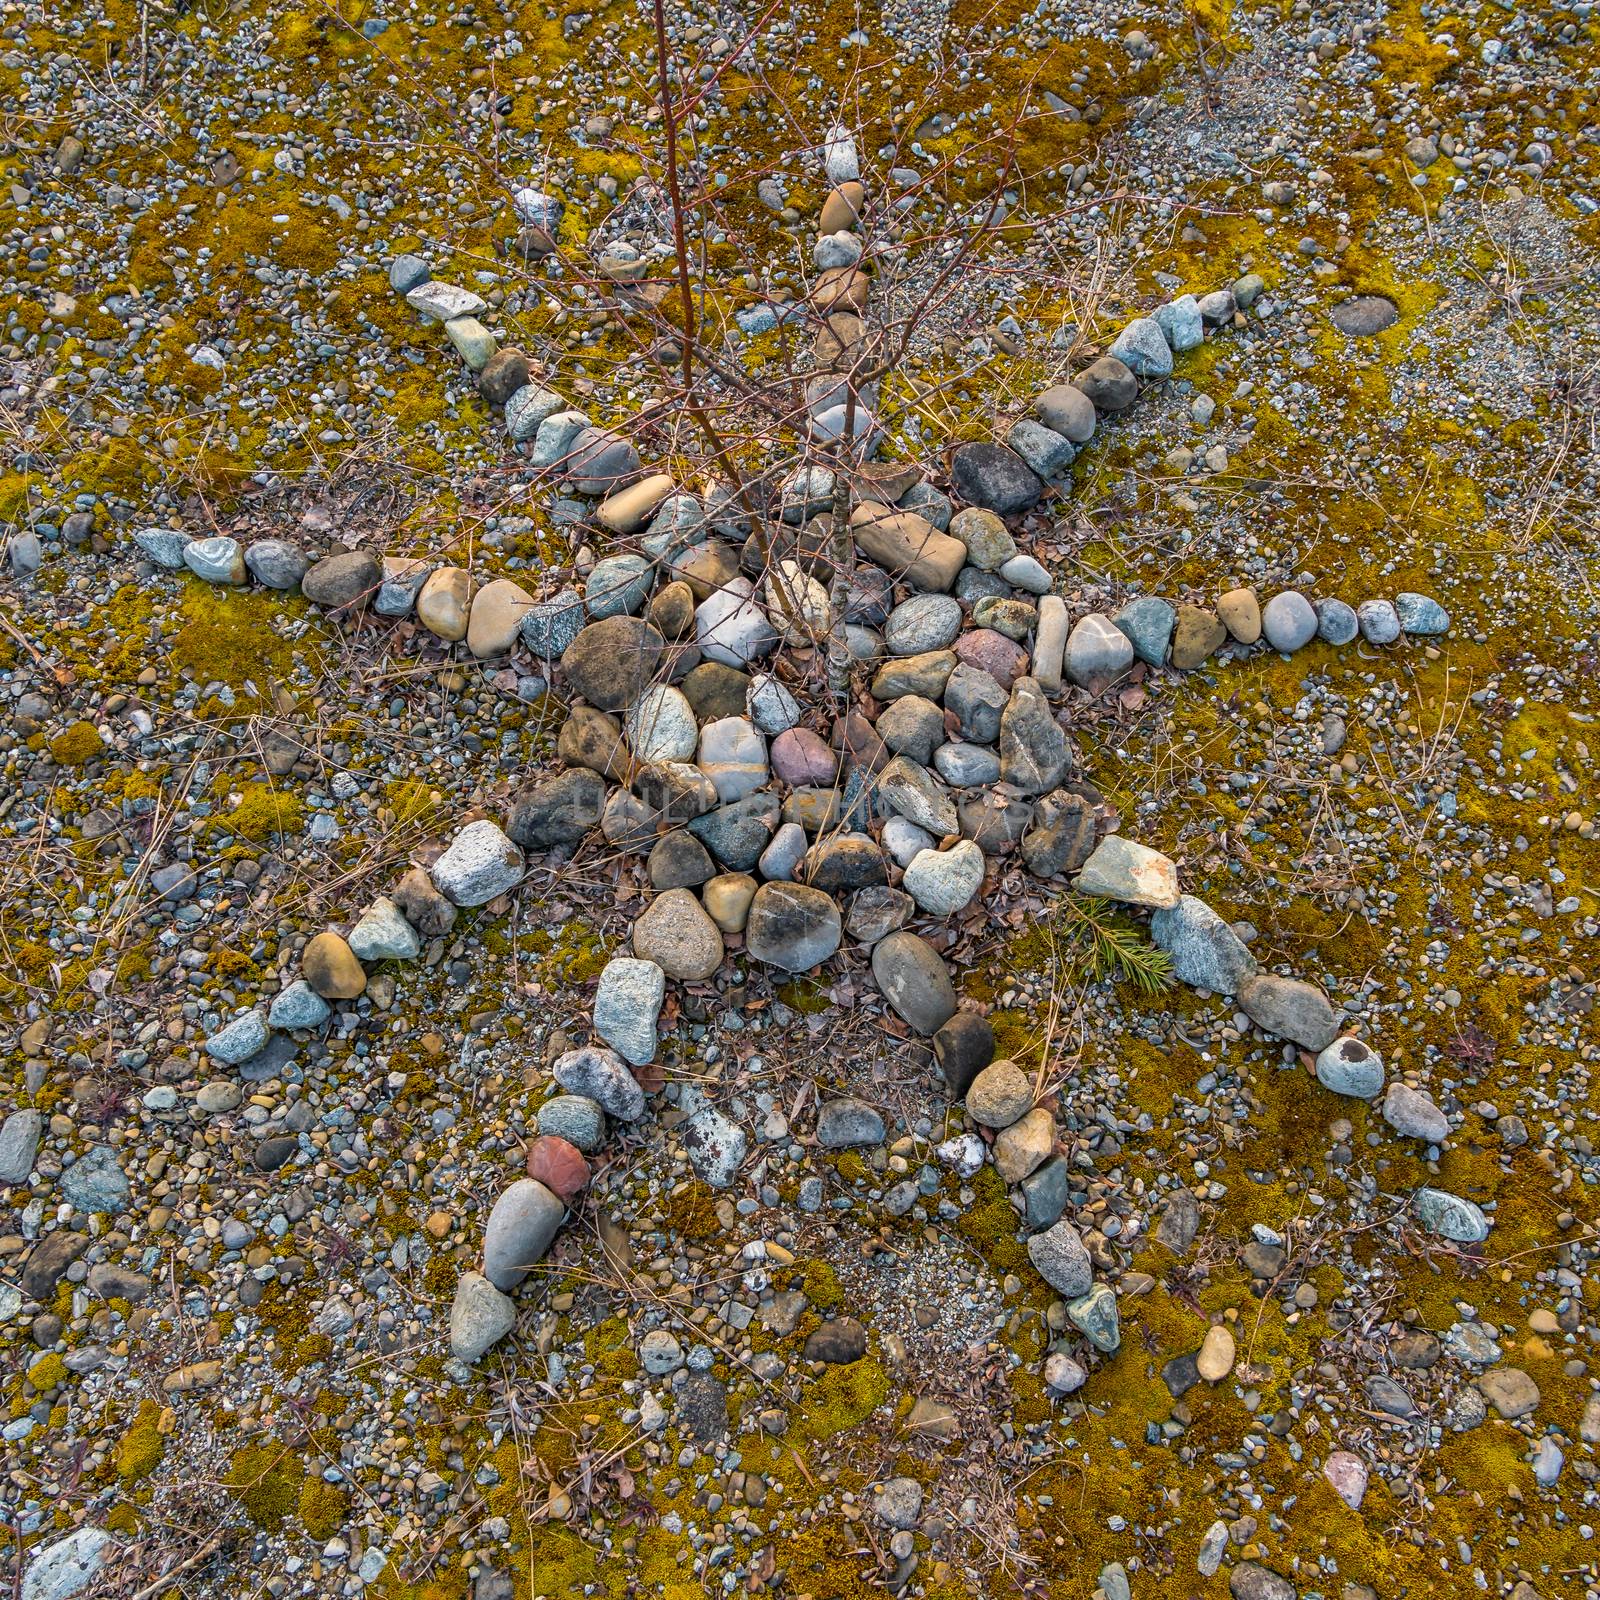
(958, 789), (1035, 853)
(557, 705), (633, 781)
(1021, 1154), (1070, 1230)
(933, 1013), (994, 1097)
(1161, 1350), (1200, 1398)
(1329, 295), (1398, 336)
(253, 1136), (299, 1173)
(648, 830), (715, 890)
(681, 661), (751, 723)
(950, 442), (1042, 515)
(843, 564), (894, 626)
(479, 347), (530, 405)
(20, 1232), (85, 1299)
(1021, 792), (1097, 878)
(1153, 1187), (1200, 1255)
(688, 793), (780, 870)
(871, 931), (958, 1036)
(803, 1317), (868, 1364)
(507, 769), (605, 848)
(560, 616), (665, 712)
(392, 866), (458, 938)
(301, 551), (380, 611)
(1241, 1238), (1286, 1279)
(1071, 355), (1137, 411)
(632, 762), (716, 823)
(802, 833), (886, 892)
(677, 1370), (730, 1442)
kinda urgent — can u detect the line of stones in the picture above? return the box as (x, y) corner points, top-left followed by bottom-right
(170, 141), (1483, 1384)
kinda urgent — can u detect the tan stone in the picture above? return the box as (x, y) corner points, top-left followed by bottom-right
(702, 873), (757, 933)
(632, 888), (725, 980)
(992, 1107), (1055, 1184)
(1197, 1323), (1235, 1382)
(1217, 586), (1262, 643)
(648, 579), (696, 639)
(417, 567), (475, 642)
(819, 181), (866, 233)
(1170, 603), (1227, 669)
(850, 503), (967, 593)
(558, 705), (633, 781)
(303, 931), (366, 999)
(815, 311), (865, 366)
(467, 577), (535, 658)
(596, 472), (675, 535)
(672, 540), (741, 601)
(813, 267), (870, 313)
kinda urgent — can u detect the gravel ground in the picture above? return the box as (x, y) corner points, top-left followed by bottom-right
(3, 0), (1600, 1598)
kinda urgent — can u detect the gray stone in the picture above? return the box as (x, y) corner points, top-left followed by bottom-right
(20, 1528), (115, 1600)
(902, 840), (985, 915)
(593, 958), (666, 1066)
(758, 821), (808, 882)
(1228, 1561), (1297, 1600)
(1150, 895), (1257, 994)
(1066, 1282), (1120, 1352)
(999, 677), (1071, 794)
(1396, 592), (1449, 633)
(302, 551), (379, 611)
(0, 1109), (43, 1185)
(639, 1329), (684, 1375)
(348, 896), (420, 962)
(508, 769), (606, 849)
(537, 1095), (606, 1152)
(1021, 791), (1096, 877)
(1314, 597), (1359, 645)
(406, 280), (486, 320)
(1109, 315), (1173, 377)
(518, 588), (588, 656)
(873, 1477), (924, 1530)
(450, 1271), (517, 1361)
(1021, 1154), (1070, 1230)
(934, 742), (1001, 787)
(1414, 1187), (1490, 1242)
(244, 538), (309, 589)
(844, 885), (912, 943)
(1007, 417), (1075, 479)
(182, 535), (244, 584)
(1112, 596), (1175, 666)
(688, 793), (780, 871)
(681, 1104), (748, 1188)
(1075, 834), (1180, 908)
(998, 553), (1051, 594)
(530, 409), (590, 468)
(1260, 590), (1317, 651)
(204, 1010), (269, 1064)
(445, 315), (496, 371)
(948, 506), (1016, 570)
(633, 887), (725, 979)
(943, 663), (1009, 742)
(1154, 293), (1204, 351)
(816, 1097), (886, 1149)
(877, 695), (946, 765)
(1197, 289), (1236, 324)
(950, 441), (1042, 515)
(61, 1146), (128, 1214)
(388, 253), (430, 293)
(1383, 1082), (1449, 1142)
(554, 1045), (647, 1119)
(1072, 355), (1137, 410)
(885, 593), (963, 655)
(504, 383), (564, 441)
(1315, 1037), (1384, 1098)
(747, 674), (801, 735)
(878, 755), (957, 835)
(431, 819), (525, 905)
(696, 577), (778, 667)
(1065, 612), (1134, 689)
(697, 715), (768, 804)
(1238, 973), (1338, 1050)
(482, 1179), (564, 1290)
(566, 427), (641, 494)
(871, 931), (957, 1035)
(267, 981), (330, 1031)
(745, 883), (842, 971)
(1027, 1219), (1093, 1297)
(1034, 383), (1096, 443)
(1329, 295), (1397, 336)
(133, 528), (191, 567)
(1043, 1351), (1088, 1394)
(882, 816), (934, 868)
(585, 553), (654, 619)
(1357, 598), (1401, 644)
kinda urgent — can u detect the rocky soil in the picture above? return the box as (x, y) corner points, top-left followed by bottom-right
(3, 1), (1599, 1599)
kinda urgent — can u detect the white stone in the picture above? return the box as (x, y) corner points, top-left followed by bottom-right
(21, 1529), (115, 1600)
(902, 841), (985, 915)
(405, 280), (486, 321)
(697, 716), (769, 803)
(348, 896), (421, 962)
(747, 674), (801, 735)
(431, 820), (525, 906)
(764, 559), (831, 642)
(696, 577), (778, 667)
(625, 685), (699, 763)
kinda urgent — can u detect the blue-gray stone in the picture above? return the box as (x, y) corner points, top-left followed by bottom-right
(1314, 1036), (1384, 1098)
(133, 529), (192, 568)
(244, 539), (309, 590)
(182, 536), (243, 584)
(1150, 894), (1257, 994)
(1153, 293), (1203, 351)
(519, 586), (585, 658)
(585, 554), (654, 619)
(1261, 589), (1317, 651)
(267, 981), (331, 1031)
(537, 1094), (606, 1152)
(1357, 598), (1401, 644)
(61, 1146), (129, 1214)
(387, 254), (429, 294)
(0, 1109), (43, 1185)
(1021, 1154), (1069, 1230)
(1314, 597), (1358, 645)
(641, 495), (708, 561)
(1112, 596), (1176, 666)
(687, 793), (780, 871)
(504, 383), (564, 442)
(204, 1010), (269, 1064)
(1006, 418), (1075, 479)
(898, 480), (953, 530)
(1396, 592), (1449, 634)
(529, 409), (590, 469)
(1109, 315), (1173, 378)
(1414, 1187), (1490, 1242)
(1066, 1282), (1120, 1352)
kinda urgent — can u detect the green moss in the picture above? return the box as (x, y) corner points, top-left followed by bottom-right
(212, 782), (304, 844)
(663, 1180), (720, 1239)
(224, 1442), (303, 1530)
(796, 1356), (889, 1441)
(799, 1258), (843, 1311)
(168, 582), (303, 699)
(115, 1399), (166, 1481)
(952, 1163), (1029, 1277)
(25, 1352), (68, 1390)
(297, 1475), (350, 1540)
(48, 721), (103, 766)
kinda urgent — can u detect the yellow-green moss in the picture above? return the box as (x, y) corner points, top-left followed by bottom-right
(224, 1442), (303, 1530)
(48, 721), (103, 766)
(297, 1475), (349, 1540)
(115, 1399), (166, 1481)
